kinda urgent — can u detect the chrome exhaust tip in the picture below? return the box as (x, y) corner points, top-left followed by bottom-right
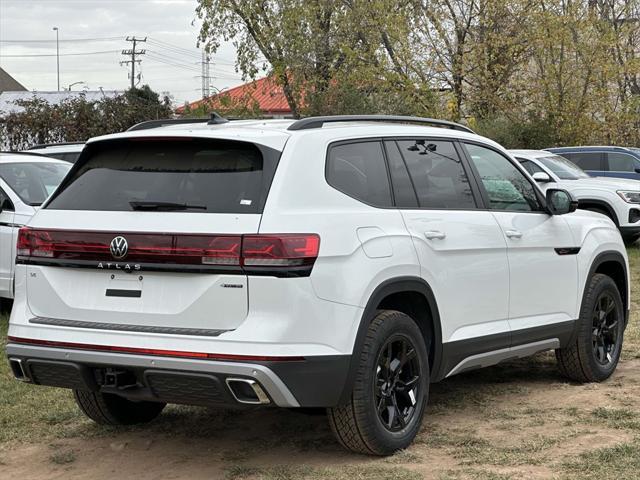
(9, 358), (30, 382)
(225, 378), (270, 405)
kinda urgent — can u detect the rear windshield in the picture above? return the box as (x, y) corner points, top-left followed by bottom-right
(0, 162), (71, 206)
(47, 138), (280, 213)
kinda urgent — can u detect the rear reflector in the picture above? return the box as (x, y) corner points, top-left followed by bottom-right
(17, 228), (320, 274)
(7, 336), (305, 362)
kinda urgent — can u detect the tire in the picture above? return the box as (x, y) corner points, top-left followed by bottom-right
(74, 390), (166, 425)
(556, 273), (625, 383)
(327, 310), (429, 455)
(0, 298), (12, 314)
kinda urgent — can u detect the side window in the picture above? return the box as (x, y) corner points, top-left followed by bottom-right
(395, 139), (476, 209)
(563, 152), (601, 171)
(326, 141), (392, 207)
(518, 159), (545, 175)
(0, 188), (13, 212)
(384, 141), (418, 208)
(465, 143), (543, 212)
(607, 152), (638, 172)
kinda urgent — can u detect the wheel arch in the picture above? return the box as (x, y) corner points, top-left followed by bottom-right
(589, 251), (629, 315)
(573, 251), (630, 346)
(578, 199), (619, 226)
(338, 276), (443, 404)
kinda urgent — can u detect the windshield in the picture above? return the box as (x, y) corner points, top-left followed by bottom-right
(0, 162), (71, 206)
(537, 155), (590, 180)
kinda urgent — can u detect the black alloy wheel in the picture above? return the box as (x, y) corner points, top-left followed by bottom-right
(592, 292), (621, 366)
(374, 335), (421, 432)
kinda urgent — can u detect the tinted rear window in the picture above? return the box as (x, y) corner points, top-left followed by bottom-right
(47, 139), (279, 213)
(0, 162), (70, 206)
(326, 141), (393, 207)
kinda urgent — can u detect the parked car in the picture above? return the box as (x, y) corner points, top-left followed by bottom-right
(512, 150), (640, 244)
(0, 153), (71, 300)
(545, 146), (640, 181)
(6, 116), (629, 455)
(25, 142), (85, 163)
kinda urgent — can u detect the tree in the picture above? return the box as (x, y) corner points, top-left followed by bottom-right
(196, 0), (438, 117)
(0, 86), (173, 151)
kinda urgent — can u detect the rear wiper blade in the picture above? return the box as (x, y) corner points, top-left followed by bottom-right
(129, 201), (207, 211)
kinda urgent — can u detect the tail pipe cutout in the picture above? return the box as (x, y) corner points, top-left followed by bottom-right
(226, 378), (271, 405)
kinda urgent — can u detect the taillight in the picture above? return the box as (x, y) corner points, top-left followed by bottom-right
(242, 235), (320, 267)
(17, 228), (320, 275)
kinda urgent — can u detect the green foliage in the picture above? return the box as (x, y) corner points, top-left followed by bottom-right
(196, 0), (438, 118)
(196, 0), (640, 147)
(0, 86), (172, 151)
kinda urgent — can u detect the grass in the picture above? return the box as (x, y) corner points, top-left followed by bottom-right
(1, 245), (640, 479)
(49, 449), (76, 465)
(223, 465), (422, 480)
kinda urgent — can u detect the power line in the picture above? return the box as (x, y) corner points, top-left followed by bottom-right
(146, 53), (202, 73)
(0, 50), (119, 58)
(0, 36), (123, 44)
(146, 50), (199, 69)
(146, 37), (238, 65)
(120, 36), (146, 89)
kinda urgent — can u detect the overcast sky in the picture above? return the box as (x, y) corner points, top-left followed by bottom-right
(0, 0), (248, 105)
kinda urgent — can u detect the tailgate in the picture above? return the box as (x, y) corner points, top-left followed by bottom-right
(20, 136), (283, 334)
(24, 210), (260, 332)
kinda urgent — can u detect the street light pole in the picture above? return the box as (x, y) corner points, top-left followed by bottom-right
(68, 81), (84, 91)
(53, 27), (60, 91)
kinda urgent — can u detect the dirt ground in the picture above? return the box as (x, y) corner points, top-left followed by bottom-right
(1, 249), (640, 479)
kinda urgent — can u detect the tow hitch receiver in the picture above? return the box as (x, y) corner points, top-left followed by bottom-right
(102, 368), (137, 389)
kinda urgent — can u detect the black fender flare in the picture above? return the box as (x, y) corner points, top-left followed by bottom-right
(577, 199), (619, 225)
(337, 276), (443, 404)
(569, 250), (629, 344)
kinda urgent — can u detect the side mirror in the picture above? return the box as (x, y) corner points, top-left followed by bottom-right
(634, 167), (640, 174)
(546, 188), (578, 215)
(532, 171), (552, 183)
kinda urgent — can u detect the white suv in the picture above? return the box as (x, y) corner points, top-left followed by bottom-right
(512, 149), (640, 244)
(6, 116), (630, 455)
(0, 153), (70, 301)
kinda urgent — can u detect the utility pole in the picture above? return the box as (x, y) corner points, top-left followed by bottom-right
(53, 27), (60, 91)
(201, 50), (211, 99)
(121, 36), (146, 90)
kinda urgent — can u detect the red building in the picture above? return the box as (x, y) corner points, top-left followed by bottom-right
(177, 76), (292, 118)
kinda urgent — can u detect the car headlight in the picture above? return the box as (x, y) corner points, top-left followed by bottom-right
(617, 190), (640, 204)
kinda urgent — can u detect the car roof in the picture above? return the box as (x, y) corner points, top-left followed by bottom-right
(26, 143), (85, 154)
(88, 118), (497, 151)
(509, 149), (558, 160)
(0, 152), (70, 164)
(546, 146), (639, 153)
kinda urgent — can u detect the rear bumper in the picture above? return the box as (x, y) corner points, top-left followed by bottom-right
(6, 343), (351, 408)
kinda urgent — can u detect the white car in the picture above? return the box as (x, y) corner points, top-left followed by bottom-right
(511, 149), (640, 244)
(0, 153), (71, 299)
(25, 142), (85, 163)
(6, 116), (629, 455)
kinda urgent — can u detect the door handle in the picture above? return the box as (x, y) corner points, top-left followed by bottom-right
(505, 229), (523, 239)
(424, 230), (446, 240)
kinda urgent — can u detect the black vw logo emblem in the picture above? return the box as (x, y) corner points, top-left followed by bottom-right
(110, 236), (129, 259)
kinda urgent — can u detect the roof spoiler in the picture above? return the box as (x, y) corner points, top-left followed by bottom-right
(286, 115), (475, 134)
(26, 142), (85, 150)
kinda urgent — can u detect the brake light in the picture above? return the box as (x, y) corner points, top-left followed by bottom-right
(17, 228), (320, 273)
(242, 235), (320, 266)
